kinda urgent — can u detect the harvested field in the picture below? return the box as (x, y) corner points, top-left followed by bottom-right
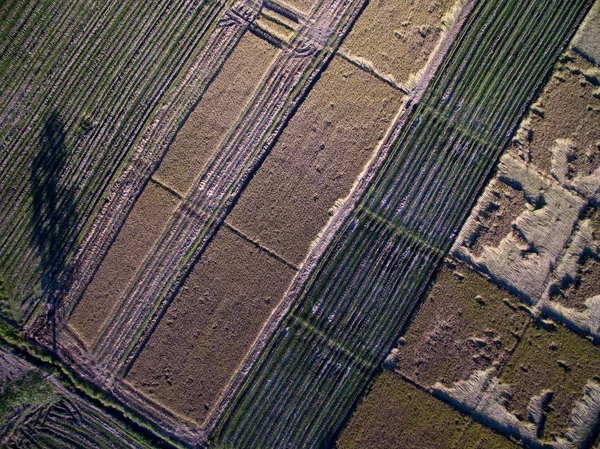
(500, 323), (600, 440)
(87, 0), (371, 379)
(453, 153), (584, 302)
(126, 226), (296, 426)
(227, 56), (403, 266)
(512, 52), (600, 176)
(340, 0), (457, 88)
(68, 182), (180, 346)
(336, 372), (469, 449)
(153, 33), (279, 196)
(467, 179), (528, 257)
(551, 249), (600, 312)
(215, 1), (593, 447)
(393, 261), (530, 387)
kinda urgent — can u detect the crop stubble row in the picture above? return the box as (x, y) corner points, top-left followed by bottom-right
(213, 1), (593, 447)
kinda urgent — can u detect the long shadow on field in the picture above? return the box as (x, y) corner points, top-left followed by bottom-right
(30, 112), (77, 349)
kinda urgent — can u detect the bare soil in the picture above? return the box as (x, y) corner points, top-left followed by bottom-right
(226, 56), (403, 266)
(341, 0), (457, 85)
(337, 372), (469, 449)
(153, 33), (279, 195)
(500, 323), (600, 439)
(516, 53), (600, 176)
(68, 183), (180, 346)
(126, 226), (296, 426)
(394, 261), (530, 387)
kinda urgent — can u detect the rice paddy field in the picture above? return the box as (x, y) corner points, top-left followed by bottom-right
(0, 0), (598, 447)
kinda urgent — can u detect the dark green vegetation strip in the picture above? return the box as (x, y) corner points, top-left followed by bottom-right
(0, 0), (229, 323)
(213, 1), (593, 447)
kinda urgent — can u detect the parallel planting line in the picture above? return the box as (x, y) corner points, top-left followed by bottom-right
(0, 0), (233, 322)
(89, 0), (370, 377)
(213, 1), (593, 447)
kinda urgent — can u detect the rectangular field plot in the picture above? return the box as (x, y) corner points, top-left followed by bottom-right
(68, 183), (180, 346)
(499, 324), (600, 439)
(227, 56), (403, 266)
(153, 33), (279, 195)
(340, 0), (457, 87)
(126, 226), (296, 426)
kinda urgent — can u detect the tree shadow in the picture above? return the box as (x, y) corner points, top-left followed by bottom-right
(30, 112), (77, 350)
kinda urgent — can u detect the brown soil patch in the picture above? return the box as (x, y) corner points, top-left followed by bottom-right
(341, 0), (457, 85)
(468, 179), (528, 257)
(152, 33), (279, 195)
(458, 422), (522, 449)
(337, 372), (469, 449)
(126, 226), (296, 426)
(516, 53), (600, 176)
(500, 323), (600, 439)
(227, 56), (403, 266)
(68, 183), (180, 346)
(394, 261), (530, 387)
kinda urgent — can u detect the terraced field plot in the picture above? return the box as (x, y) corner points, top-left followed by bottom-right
(214, 1), (593, 447)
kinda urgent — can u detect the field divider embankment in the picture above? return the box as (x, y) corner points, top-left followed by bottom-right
(223, 221), (300, 271)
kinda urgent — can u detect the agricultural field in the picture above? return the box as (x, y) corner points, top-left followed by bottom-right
(214, 1), (594, 447)
(227, 55), (404, 266)
(0, 0), (598, 448)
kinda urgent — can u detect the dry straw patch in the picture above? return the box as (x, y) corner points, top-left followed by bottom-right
(68, 183), (180, 346)
(340, 0), (458, 88)
(153, 33), (279, 195)
(227, 56), (403, 266)
(126, 226), (296, 426)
